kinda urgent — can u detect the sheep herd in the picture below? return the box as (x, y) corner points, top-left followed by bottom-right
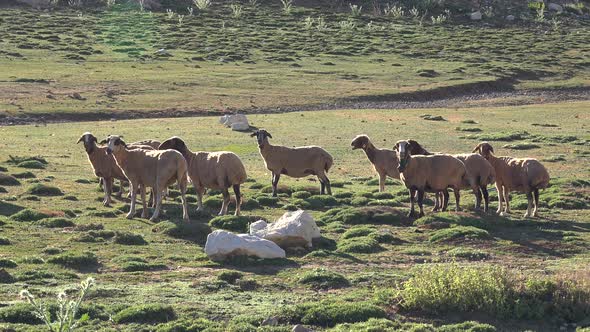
(78, 129), (550, 222)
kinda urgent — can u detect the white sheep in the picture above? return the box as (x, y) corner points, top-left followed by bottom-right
(251, 129), (334, 196)
(473, 142), (550, 217)
(351, 134), (400, 192)
(104, 135), (189, 222)
(159, 137), (247, 216)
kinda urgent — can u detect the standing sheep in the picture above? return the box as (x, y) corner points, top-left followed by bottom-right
(77, 132), (127, 207)
(473, 142), (550, 217)
(159, 136), (247, 216)
(104, 135), (189, 222)
(351, 135), (400, 192)
(395, 140), (468, 218)
(251, 129), (334, 197)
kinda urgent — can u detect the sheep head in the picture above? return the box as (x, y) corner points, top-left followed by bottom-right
(351, 135), (370, 150)
(251, 129), (272, 147)
(394, 140), (412, 172)
(473, 142), (494, 159)
(159, 136), (187, 152)
(103, 135), (127, 155)
(77, 132), (98, 153)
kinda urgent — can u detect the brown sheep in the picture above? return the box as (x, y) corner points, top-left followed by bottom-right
(104, 135), (189, 222)
(351, 135), (400, 192)
(159, 137), (247, 216)
(77, 132), (127, 207)
(251, 129), (333, 197)
(473, 142), (550, 217)
(395, 140), (468, 218)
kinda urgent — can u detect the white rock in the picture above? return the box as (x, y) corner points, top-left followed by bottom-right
(204, 230), (285, 260)
(231, 122), (250, 131)
(250, 210), (321, 248)
(548, 3), (563, 12)
(292, 325), (314, 332)
(506, 15), (515, 21)
(470, 11), (482, 20)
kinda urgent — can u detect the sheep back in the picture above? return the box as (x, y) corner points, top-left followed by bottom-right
(190, 151), (247, 189)
(400, 154), (466, 191)
(497, 157), (550, 192)
(118, 149), (187, 188)
(261, 145), (333, 177)
(454, 153), (495, 189)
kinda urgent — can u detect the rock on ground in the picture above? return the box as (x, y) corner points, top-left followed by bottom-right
(470, 11), (482, 20)
(250, 210), (321, 248)
(204, 230), (285, 260)
(293, 325), (314, 332)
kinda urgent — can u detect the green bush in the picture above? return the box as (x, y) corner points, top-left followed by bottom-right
(11, 171), (36, 179)
(113, 304), (176, 324)
(307, 195), (337, 207)
(156, 318), (222, 332)
(291, 199), (312, 209)
(47, 251), (99, 270)
(429, 226), (490, 243)
(209, 215), (253, 233)
(26, 183), (63, 196)
(114, 231), (148, 245)
(331, 318), (400, 331)
(257, 196), (280, 207)
(38, 217), (75, 228)
(283, 204), (298, 211)
(351, 197), (371, 206)
(241, 199), (260, 210)
(8, 155), (47, 165)
(341, 226), (375, 239)
(334, 191), (354, 198)
(122, 261), (167, 272)
(298, 268), (350, 289)
(292, 191), (312, 199)
(42, 247), (62, 255)
(447, 247), (490, 261)
(11, 209), (50, 222)
(261, 185), (292, 195)
(0, 186), (7, 193)
(0, 303), (43, 324)
(415, 213), (483, 228)
(321, 207), (408, 226)
(17, 160), (46, 169)
(283, 301), (386, 327)
(218, 270), (244, 284)
(0, 258), (18, 268)
(0, 173), (20, 186)
(365, 178), (398, 186)
(338, 237), (382, 254)
(203, 196), (223, 209)
(152, 221), (211, 243)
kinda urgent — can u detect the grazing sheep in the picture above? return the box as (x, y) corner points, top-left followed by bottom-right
(395, 140), (468, 218)
(104, 135), (189, 222)
(251, 129), (334, 197)
(77, 132), (127, 207)
(473, 142), (550, 217)
(408, 141), (495, 212)
(351, 135), (400, 192)
(159, 136), (247, 216)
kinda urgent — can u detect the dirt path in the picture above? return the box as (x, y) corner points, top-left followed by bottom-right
(1, 85), (589, 126)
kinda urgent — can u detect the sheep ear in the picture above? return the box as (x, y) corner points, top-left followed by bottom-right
(472, 143), (482, 153)
(76, 136), (83, 144)
(99, 139), (107, 145)
(489, 145), (494, 153)
(266, 132), (272, 139)
(394, 143), (399, 150)
(250, 132), (257, 137)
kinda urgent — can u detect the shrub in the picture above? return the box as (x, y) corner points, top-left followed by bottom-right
(256, 196), (280, 207)
(298, 268), (350, 289)
(156, 318), (221, 332)
(42, 247), (63, 255)
(334, 191), (354, 198)
(11, 209), (50, 222)
(338, 237), (382, 254)
(0, 259), (18, 268)
(429, 226), (490, 243)
(307, 195), (337, 207)
(17, 160), (46, 169)
(74, 222), (104, 231)
(113, 304), (176, 324)
(415, 213), (483, 228)
(217, 270), (243, 284)
(261, 185), (292, 195)
(113, 231), (147, 245)
(7, 155), (47, 165)
(0, 186), (6, 193)
(291, 199), (312, 209)
(0, 303), (43, 324)
(321, 207), (408, 226)
(122, 262), (167, 272)
(351, 197), (371, 206)
(331, 318), (400, 331)
(447, 247), (490, 261)
(0, 173), (20, 186)
(203, 196), (222, 209)
(27, 183), (64, 196)
(341, 226), (375, 239)
(48, 251), (99, 270)
(292, 191), (312, 199)
(153, 221), (211, 243)
(209, 215), (253, 233)
(283, 301), (386, 327)
(38, 218), (75, 228)
(241, 199), (260, 210)
(11, 171), (36, 179)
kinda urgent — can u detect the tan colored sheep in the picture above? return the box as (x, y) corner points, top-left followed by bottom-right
(77, 132), (127, 207)
(159, 137), (247, 216)
(104, 135), (189, 222)
(407, 141), (495, 212)
(351, 135), (400, 192)
(395, 140), (468, 218)
(473, 142), (550, 217)
(251, 129), (334, 197)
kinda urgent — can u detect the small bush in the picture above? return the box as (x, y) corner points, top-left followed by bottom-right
(122, 261), (167, 272)
(0, 186), (6, 193)
(48, 251), (99, 270)
(0, 258), (17, 268)
(283, 204), (298, 211)
(0, 173), (20, 186)
(17, 160), (46, 169)
(341, 226), (375, 239)
(466, 131), (531, 142)
(156, 318), (221, 332)
(241, 198), (260, 210)
(153, 221), (211, 243)
(11, 209), (50, 222)
(429, 226), (490, 243)
(334, 191), (354, 198)
(261, 185), (292, 195)
(19, 256), (45, 264)
(283, 301), (386, 327)
(27, 183), (63, 196)
(38, 218), (75, 228)
(331, 318), (400, 331)
(113, 231), (148, 245)
(209, 215), (253, 233)
(456, 127), (482, 132)
(447, 247), (490, 261)
(307, 195), (338, 207)
(11, 171), (36, 179)
(203, 196), (223, 209)
(42, 247), (62, 255)
(292, 191), (312, 199)
(338, 236), (382, 253)
(257, 195), (280, 207)
(321, 207), (408, 226)
(113, 304), (176, 324)
(0, 303), (43, 324)
(351, 197), (371, 206)
(298, 268), (350, 289)
(8, 155), (47, 165)
(74, 222), (104, 231)
(291, 199), (312, 209)
(218, 270), (244, 284)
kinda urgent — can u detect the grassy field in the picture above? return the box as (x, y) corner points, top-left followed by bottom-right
(0, 101), (589, 331)
(1, 4), (589, 121)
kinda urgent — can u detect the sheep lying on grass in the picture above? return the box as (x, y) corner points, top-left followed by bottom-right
(395, 140), (468, 218)
(351, 135), (399, 192)
(77, 132), (127, 207)
(473, 142), (550, 217)
(104, 135), (189, 222)
(252, 129), (334, 197)
(159, 136), (247, 216)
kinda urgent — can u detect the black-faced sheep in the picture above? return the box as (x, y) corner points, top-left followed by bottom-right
(159, 137), (247, 216)
(104, 135), (189, 222)
(351, 134), (400, 192)
(473, 142), (550, 217)
(251, 129), (333, 197)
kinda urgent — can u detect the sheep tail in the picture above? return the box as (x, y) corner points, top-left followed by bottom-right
(324, 155), (334, 173)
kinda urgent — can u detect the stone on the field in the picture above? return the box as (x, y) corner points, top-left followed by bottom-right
(250, 210), (320, 248)
(204, 230), (285, 260)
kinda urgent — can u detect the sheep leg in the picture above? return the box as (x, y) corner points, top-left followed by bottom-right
(454, 188), (461, 212)
(140, 185), (148, 219)
(524, 191), (533, 218)
(481, 186), (490, 213)
(496, 184), (504, 215)
(320, 180), (326, 195)
(179, 183), (189, 222)
(271, 173), (280, 197)
(115, 180), (123, 198)
(442, 190), (450, 211)
(432, 192), (440, 212)
(474, 187), (482, 211)
(319, 176), (332, 195)
(102, 177), (112, 207)
(150, 188), (162, 222)
(233, 184), (242, 216)
(417, 190), (425, 217)
(127, 183), (137, 219)
(408, 188), (416, 218)
(502, 186), (511, 215)
(219, 189), (230, 216)
(195, 186), (205, 211)
(378, 173), (386, 192)
(532, 189), (540, 217)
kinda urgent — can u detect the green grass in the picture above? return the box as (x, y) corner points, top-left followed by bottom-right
(298, 268), (350, 290)
(113, 304), (176, 324)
